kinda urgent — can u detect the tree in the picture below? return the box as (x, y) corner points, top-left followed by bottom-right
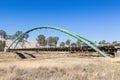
(24, 34), (29, 40)
(0, 30), (7, 39)
(99, 40), (106, 45)
(60, 42), (65, 47)
(82, 42), (87, 46)
(66, 39), (71, 47)
(71, 43), (77, 47)
(53, 36), (59, 47)
(6, 35), (14, 40)
(36, 34), (46, 46)
(47, 36), (53, 46)
(112, 41), (118, 45)
(13, 31), (29, 48)
(0, 40), (6, 51)
(13, 31), (23, 41)
(13, 31), (29, 41)
(99, 40), (111, 46)
(76, 40), (82, 47)
(47, 36), (59, 47)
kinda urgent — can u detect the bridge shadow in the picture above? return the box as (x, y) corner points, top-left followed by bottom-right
(24, 52), (36, 58)
(16, 52), (26, 59)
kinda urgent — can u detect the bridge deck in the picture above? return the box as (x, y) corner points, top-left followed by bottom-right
(8, 45), (119, 57)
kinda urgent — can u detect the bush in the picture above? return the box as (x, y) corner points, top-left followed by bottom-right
(0, 40), (6, 51)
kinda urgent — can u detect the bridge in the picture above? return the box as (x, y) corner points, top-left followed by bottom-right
(8, 45), (119, 57)
(6, 26), (118, 57)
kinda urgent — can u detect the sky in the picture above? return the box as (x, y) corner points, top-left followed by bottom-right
(0, 0), (120, 42)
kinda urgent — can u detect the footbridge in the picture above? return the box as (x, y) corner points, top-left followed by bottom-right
(6, 26), (108, 57)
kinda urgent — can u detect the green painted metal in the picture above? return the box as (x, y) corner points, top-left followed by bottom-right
(6, 26), (108, 57)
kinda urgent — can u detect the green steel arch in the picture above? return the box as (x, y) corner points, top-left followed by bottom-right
(6, 26), (108, 57)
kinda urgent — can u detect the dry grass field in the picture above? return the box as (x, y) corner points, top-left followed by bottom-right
(0, 56), (120, 80)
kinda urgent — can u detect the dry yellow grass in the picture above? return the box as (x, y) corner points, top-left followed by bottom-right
(0, 57), (120, 80)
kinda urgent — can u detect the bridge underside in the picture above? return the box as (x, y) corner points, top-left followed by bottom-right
(6, 26), (108, 57)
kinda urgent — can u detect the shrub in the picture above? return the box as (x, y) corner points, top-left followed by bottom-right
(0, 40), (6, 51)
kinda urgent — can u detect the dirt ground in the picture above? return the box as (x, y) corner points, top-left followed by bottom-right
(0, 52), (120, 80)
(0, 51), (100, 59)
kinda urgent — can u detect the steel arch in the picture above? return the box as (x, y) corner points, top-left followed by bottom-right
(6, 26), (108, 57)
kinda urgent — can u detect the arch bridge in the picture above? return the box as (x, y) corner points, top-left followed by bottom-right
(6, 26), (108, 57)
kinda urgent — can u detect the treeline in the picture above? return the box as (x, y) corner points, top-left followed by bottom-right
(36, 34), (120, 47)
(0, 30), (29, 41)
(0, 30), (29, 51)
(0, 29), (120, 52)
(36, 34), (87, 47)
